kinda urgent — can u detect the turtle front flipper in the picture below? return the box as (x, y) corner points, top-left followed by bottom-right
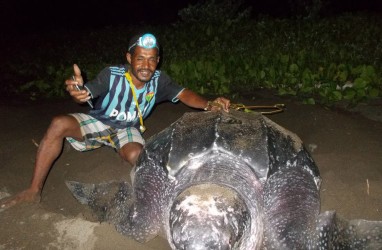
(263, 167), (321, 249)
(114, 160), (169, 243)
(65, 181), (96, 205)
(316, 211), (382, 249)
(65, 181), (133, 223)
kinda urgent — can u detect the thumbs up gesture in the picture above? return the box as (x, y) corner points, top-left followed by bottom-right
(65, 64), (91, 104)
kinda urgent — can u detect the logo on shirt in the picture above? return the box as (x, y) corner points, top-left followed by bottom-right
(110, 109), (137, 121)
(145, 92), (154, 102)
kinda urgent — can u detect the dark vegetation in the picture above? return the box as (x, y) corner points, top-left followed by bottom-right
(1, 0), (381, 106)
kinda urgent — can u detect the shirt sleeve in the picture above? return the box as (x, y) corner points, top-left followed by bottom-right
(155, 72), (185, 104)
(83, 67), (111, 99)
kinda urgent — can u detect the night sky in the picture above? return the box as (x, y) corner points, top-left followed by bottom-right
(1, 0), (381, 34)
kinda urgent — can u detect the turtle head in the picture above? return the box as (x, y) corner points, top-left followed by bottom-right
(169, 184), (250, 250)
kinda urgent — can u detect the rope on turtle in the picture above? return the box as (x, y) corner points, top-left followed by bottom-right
(230, 103), (286, 115)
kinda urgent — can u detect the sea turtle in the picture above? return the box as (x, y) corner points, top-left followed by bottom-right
(67, 110), (382, 249)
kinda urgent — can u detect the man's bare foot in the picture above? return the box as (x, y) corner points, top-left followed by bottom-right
(0, 189), (41, 211)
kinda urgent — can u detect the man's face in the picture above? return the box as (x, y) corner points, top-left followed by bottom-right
(127, 46), (160, 84)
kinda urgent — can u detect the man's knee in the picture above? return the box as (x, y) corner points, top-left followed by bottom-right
(119, 142), (143, 165)
(47, 115), (81, 139)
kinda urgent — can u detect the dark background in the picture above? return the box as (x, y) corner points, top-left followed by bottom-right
(1, 0), (199, 33)
(1, 0), (381, 34)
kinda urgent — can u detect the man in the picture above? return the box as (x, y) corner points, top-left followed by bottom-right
(0, 33), (230, 209)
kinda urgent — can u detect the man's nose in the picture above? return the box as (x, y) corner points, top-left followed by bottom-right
(142, 59), (149, 68)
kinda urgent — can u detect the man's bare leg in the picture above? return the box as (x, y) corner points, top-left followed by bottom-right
(119, 142), (143, 185)
(0, 115), (82, 209)
(118, 142), (143, 166)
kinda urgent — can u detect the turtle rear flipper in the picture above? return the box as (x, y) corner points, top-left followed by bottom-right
(317, 211), (382, 249)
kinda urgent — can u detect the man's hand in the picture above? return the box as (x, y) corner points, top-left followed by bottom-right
(176, 89), (230, 112)
(65, 64), (91, 104)
(206, 97), (230, 112)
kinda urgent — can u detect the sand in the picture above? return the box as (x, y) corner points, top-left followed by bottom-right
(0, 92), (381, 249)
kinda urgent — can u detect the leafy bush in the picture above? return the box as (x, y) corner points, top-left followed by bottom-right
(1, 0), (381, 107)
(160, 6), (381, 106)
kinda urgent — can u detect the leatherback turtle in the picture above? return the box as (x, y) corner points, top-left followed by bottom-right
(67, 110), (382, 249)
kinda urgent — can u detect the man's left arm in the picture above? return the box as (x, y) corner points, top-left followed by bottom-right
(177, 89), (230, 112)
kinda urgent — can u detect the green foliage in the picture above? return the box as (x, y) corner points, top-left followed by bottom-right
(18, 64), (72, 99)
(178, 0), (251, 25)
(288, 0), (326, 19)
(160, 7), (382, 106)
(1, 0), (381, 107)
(160, 0), (253, 95)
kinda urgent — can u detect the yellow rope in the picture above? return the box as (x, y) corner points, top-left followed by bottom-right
(125, 72), (146, 133)
(230, 103), (285, 115)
